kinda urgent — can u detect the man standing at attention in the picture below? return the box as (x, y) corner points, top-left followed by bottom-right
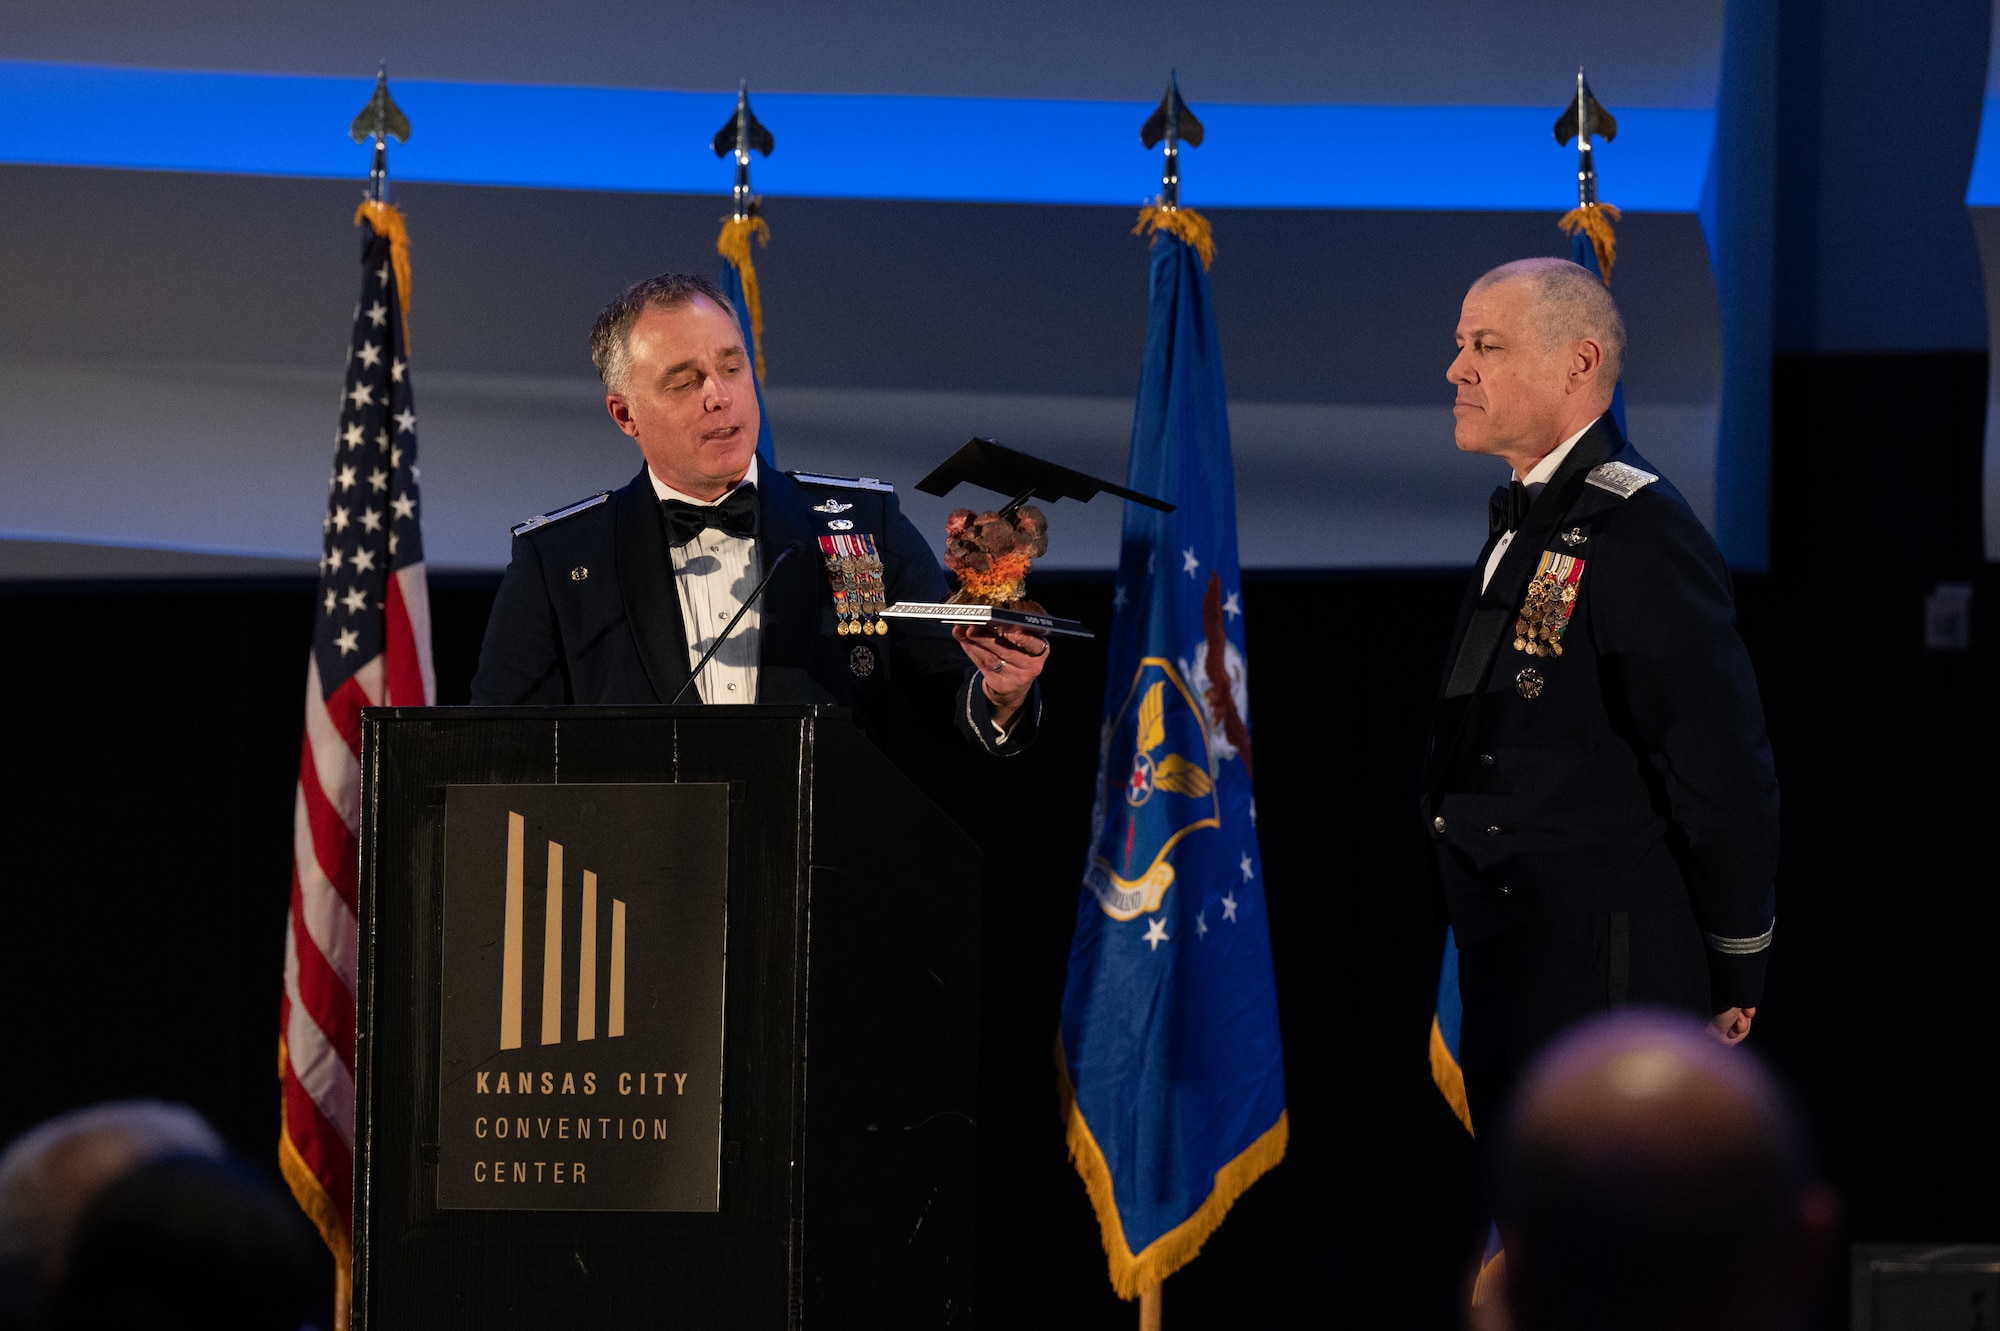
(471, 272), (1047, 753)
(1425, 258), (1779, 1149)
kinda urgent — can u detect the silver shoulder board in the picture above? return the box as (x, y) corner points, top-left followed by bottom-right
(1584, 461), (1660, 499)
(787, 471), (895, 493)
(511, 491), (611, 537)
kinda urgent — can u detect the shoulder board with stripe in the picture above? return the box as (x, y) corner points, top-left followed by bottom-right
(1584, 461), (1660, 499)
(787, 471), (895, 493)
(510, 491), (611, 537)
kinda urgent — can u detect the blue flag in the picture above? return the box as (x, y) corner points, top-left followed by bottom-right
(1567, 228), (1628, 436)
(716, 257), (777, 467)
(1058, 220), (1287, 1299)
(1429, 930), (1474, 1132)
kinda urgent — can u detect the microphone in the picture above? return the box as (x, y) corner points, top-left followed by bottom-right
(670, 539), (804, 704)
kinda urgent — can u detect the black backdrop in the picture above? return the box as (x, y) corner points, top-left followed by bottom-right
(3, 553), (1996, 1328)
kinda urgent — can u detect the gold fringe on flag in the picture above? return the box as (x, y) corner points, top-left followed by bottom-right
(1557, 202), (1621, 286)
(1428, 1014), (1476, 1135)
(1472, 1248), (1509, 1308)
(1133, 205), (1216, 270)
(717, 214), (772, 383)
(1056, 1036), (1287, 1300)
(278, 1036), (353, 1330)
(353, 199), (413, 345)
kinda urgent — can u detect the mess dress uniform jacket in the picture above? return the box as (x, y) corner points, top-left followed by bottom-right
(469, 465), (1035, 756)
(1422, 412), (1777, 1125)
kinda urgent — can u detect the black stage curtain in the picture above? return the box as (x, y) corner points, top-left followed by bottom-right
(3, 562), (1995, 1328)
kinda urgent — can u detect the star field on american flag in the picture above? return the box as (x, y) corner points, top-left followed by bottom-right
(314, 247), (424, 688)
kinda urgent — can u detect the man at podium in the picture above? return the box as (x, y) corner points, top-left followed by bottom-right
(470, 272), (1047, 754)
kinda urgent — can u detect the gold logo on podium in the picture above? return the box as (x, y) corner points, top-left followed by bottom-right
(497, 812), (628, 1052)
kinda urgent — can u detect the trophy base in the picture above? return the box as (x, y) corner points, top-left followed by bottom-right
(880, 602), (1095, 639)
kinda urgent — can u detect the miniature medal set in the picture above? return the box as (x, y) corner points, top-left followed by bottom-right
(1515, 550), (1585, 657)
(819, 534), (888, 636)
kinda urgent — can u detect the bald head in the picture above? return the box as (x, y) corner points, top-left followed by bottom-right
(1471, 258), (1627, 385)
(1495, 1013), (1836, 1331)
(1448, 258), (1627, 477)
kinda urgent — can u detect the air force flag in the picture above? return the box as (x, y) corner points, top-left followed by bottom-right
(1059, 222), (1287, 1299)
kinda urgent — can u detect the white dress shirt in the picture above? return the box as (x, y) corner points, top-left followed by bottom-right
(1481, 422), (1593, 593)
(649, 456), (761, 703)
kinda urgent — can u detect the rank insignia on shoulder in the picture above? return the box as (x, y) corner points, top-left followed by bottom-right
(1584, 461), (1660, 498)
(790, 471), (894, 493)
(1514, 550), (1584, 657)
(510, 491), (611, 537)
(811, 499), (854, 513)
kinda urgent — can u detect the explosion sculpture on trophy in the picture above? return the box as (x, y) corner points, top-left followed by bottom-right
(878, 438), (1172, 640)
(943, 502), (1051, 614)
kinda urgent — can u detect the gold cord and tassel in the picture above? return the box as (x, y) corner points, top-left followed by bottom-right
(1133, 204), (1216, 270)
(353, 199), (413, 341)
(1557, 201), (1621, 286)
(717, 214), (772, 382)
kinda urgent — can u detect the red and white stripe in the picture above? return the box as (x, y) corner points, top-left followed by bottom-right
(281, 562), (432, 1251)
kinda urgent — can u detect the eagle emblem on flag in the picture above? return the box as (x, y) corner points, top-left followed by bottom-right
(1085, 658), (1221, 921)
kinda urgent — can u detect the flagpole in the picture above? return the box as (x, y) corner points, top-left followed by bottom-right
(1127, 77), (1209, 1331)
(711, 82), (778, 464)
(281, 68), (418, 1331)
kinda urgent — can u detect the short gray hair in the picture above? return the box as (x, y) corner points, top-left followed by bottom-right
(589, 271), (739, 389)
(1471, 257), (1627, 385)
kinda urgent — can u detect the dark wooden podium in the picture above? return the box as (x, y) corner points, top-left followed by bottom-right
(354, 706), (980, 1329)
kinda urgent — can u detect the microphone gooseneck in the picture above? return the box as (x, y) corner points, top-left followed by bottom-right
(669, 539), (804, 704)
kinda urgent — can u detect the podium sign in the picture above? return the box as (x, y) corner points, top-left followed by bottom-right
(436, 783), (727, 1212)
(355, 706), (980, 1329)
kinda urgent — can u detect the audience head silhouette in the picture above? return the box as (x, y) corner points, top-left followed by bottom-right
(39, 1152), (317, 1331)
(0, 1101), (318, 1331)
(1494, 1011), (1838, 1331)
(0, 1101), (225, 1328)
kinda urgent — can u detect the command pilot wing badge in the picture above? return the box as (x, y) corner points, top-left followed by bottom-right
(1083, 660), (1221, 922)
(810, 499), (853, 514)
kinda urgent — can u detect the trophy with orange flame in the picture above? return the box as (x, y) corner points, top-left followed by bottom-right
(877, 438), (1172, 639)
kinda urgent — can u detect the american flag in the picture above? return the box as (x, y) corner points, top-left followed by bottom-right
(280, 205), (433, 1319)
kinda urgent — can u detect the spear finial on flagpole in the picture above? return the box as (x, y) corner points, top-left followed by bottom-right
(712, 82), (777, 394)
(1555, 66), (1621, 284)
(1140, 70), (1204, 211)
(349, 65), (414, 327)
(712, 80), (775, 222)
(350, 64), (411, 205)
(1555, 65), (1617, 209)
(1135, 72), (1215, 268)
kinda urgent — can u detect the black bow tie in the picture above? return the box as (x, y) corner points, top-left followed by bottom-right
(1489, 479), (1543, 537)
(661, 484), (758, 547)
